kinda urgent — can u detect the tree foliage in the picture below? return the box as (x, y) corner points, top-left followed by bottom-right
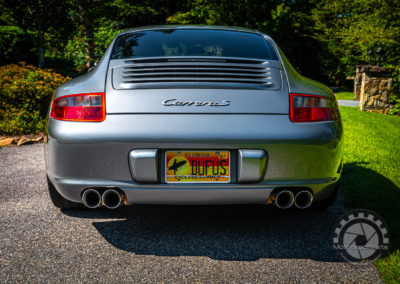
(313, 0), (400, 113)
(0, 0), (399, 111)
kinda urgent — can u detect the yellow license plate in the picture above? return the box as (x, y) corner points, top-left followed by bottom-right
(165, 151), (230, 183)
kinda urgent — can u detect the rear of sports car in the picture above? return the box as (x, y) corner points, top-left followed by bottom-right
(44, 27), (343, 210)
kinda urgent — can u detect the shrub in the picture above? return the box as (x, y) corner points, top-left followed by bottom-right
(0, 62), (70, 135)
(389, 66), (400, 116)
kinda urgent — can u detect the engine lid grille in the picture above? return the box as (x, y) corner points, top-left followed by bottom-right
(111, 57), (281, 90)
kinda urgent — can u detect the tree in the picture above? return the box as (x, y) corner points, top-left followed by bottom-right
(0, 0), (73, 68)
(77, 0), (96, 69)
(64, 0), (170, 70)
(167, 0), (326, 82)
(313, 0), (400, 82)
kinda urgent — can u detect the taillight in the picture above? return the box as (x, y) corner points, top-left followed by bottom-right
(50, 93), (105, 122)
(290, 93), (339, 122)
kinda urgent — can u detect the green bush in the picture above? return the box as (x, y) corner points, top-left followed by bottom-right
(0, 62), (70, 135)
(389, 66), (400, 116)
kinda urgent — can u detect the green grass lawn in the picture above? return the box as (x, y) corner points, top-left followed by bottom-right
(340, 106), (400, 283)
(336, 92), (355, 100)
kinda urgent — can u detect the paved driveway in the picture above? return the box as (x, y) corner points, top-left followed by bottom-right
(0, 144), (382, 283)
(338, 100), (360, 107)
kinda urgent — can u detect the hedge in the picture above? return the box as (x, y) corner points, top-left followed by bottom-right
(0, 62), (70, 135)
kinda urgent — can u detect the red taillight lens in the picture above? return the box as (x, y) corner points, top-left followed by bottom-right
(290, 94), (339, 122)
(50, 93), (105, 122)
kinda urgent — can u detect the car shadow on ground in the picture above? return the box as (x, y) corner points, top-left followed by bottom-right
(341, 162), (400, 250)
(62, 163), (400, 262)
(63, 203), (345, 262)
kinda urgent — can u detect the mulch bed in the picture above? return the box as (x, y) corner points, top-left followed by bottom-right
(0, 133), (45, 147)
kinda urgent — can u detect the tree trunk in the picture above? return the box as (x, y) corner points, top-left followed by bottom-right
(37, 0), (45, 68)
(77, 0), (95, 69)
(38, 24), (45, 68)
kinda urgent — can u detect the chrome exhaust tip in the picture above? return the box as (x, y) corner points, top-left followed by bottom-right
(294, 190), (313, 209)
(102, 189), (122, 209)
(273, 190), (295, 209)
(82, 188), (101, 209)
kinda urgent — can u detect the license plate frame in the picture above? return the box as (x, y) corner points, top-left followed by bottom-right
(165, 150), (230, 184)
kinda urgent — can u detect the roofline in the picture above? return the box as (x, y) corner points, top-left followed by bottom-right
(116, 25), (272, 39)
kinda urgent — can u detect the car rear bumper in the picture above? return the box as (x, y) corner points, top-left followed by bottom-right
(48, 177), (339, 204)
(45, 114), (343, 204)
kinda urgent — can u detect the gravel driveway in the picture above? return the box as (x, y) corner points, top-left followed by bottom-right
(0, 144), (382, 283)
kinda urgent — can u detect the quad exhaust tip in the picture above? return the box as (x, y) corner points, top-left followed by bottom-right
(273, 190), (295, 209)
(102, 189), (123, 209)
(82, 188), (101, 209)
(294, 190), (313, 209)
(271, 189), (314, 209)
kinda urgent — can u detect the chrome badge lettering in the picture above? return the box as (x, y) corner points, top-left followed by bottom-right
(163, 98), (230, 107)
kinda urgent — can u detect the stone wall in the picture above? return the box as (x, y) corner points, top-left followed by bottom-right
(354, 65), (363, 100)
(356, 65), (394, 114)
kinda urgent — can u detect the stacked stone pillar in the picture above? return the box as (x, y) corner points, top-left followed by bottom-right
(354, 65), (363, 100)
(354, 65), (394, 114)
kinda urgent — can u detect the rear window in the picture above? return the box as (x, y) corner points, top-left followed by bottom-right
(111, 29), (278, 60)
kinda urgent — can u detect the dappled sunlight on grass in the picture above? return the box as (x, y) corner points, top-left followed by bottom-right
(339, 107), (400, 281)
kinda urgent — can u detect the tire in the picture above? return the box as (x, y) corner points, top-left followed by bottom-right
(313, 180), (340, 209)
(47, 177), (82, 210)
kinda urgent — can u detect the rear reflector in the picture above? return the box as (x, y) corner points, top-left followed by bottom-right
(50, 93), (105, 122)
(290, 93), (339, 122)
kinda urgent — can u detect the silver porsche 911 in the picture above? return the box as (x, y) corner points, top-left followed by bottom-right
(45, 26), (343, 210)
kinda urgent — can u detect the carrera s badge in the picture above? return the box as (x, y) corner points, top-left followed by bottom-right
(162, 98), (230, 106)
